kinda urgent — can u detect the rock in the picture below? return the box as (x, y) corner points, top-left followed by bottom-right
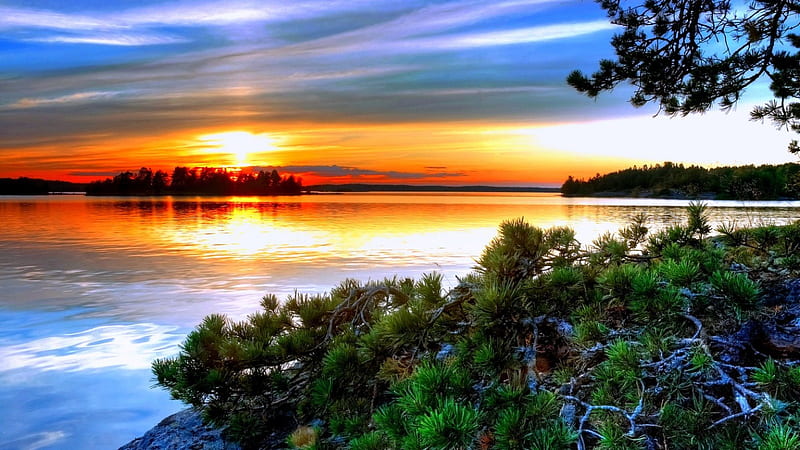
(753, 277), (800, 359)
(713, 321), (759, 366)
(753, 319), (800, 359)
(119, 409), (241, 450)
(713, 279), (800, 363)
(757, 276), (800, 307)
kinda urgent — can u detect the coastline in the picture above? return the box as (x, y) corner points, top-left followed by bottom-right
(119, 409), (241, 450)
(563, 189), (798, 201)
(120, 408), (296, 450)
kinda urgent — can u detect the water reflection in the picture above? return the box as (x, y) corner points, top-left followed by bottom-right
(0, 193), (798, 449)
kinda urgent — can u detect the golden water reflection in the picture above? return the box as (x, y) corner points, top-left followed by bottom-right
(3, 194), (800, 270)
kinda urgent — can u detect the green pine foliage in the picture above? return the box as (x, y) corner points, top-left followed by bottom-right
(710, 270), (761, 309)
(153, 204), (800, 448)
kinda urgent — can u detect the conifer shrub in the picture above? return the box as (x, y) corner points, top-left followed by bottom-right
(153, 202), (800, 449)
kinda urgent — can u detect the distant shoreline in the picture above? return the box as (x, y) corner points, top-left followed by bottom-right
(1, 179), (561, 196)
(561, 162), (800, 201)
(563, 190), (800, 201)
(306, 184), (560, 193)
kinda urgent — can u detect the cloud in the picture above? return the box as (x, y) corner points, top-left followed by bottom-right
(428, 20), (617, 48)
(116, 0), (410, 27)
(3, 431), (68, 450)
(0, 1), (419, 46)
(0, 7), (120, 31)
(0, 3), (277, 47)
(261, 0), (563, 56)
(67, 171), (122, 177)
(8, 92), (120, 109)
(117, 3), (275, 26)
(253, 165), (466, 180)
(0, 3), (276, 30)
(28, 33), (187, 46)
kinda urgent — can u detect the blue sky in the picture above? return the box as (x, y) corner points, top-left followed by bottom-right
(0, 0), (794, 184)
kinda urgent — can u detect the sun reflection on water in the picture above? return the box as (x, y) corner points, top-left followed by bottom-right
(171, 206), (330, 260)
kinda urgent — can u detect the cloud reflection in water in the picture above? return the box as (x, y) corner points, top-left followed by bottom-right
(0, 323), (181, 372)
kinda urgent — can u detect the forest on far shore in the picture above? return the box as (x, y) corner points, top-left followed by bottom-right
(561, 162), (800, 200)
(0, 177), (86, 195)
(86, 166), (303, 196)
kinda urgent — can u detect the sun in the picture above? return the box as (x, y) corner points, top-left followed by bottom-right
(199, 131), (277, 166)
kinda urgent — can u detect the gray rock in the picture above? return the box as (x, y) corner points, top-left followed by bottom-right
(120, 409), (240, 450)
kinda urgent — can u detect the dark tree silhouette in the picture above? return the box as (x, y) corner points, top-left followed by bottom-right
(170, 166), (197, 193)
(561, 161), (800, 199)
(0, 177), (86, 195)
(270, 169), (281, 189)
(86, 166), (302, 196)
(568, 0), (800, 151)
(152, 170), (169, 193)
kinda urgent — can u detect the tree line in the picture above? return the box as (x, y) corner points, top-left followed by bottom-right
(561, 162), (800, 200)
(86, 166), (303, 196)
(0, 177), (86, 195)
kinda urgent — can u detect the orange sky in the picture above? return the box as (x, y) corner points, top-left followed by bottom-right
(1, 111), (795, 186)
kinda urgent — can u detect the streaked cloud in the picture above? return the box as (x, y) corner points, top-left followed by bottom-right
(9, 92), (121, 109)
(431, 20), (617, 48)
(0, 7), (120, 31)
(28, 33), (187, 46)
(116, 3), (275, 26)
(254, 165), (466, 180)
(67, 171), (124, 177)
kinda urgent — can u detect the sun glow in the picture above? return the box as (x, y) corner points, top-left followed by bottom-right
(199, 131), (277, 166)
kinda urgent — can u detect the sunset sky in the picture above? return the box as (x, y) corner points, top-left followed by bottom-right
(1, 0), (796, 186)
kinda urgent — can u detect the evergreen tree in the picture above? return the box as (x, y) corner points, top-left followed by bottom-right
(568, 0), (800, 151)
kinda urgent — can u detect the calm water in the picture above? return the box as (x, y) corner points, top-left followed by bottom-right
(1, 193), (798, 449)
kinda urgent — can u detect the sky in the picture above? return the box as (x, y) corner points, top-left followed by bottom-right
(0, 0), (796, 186)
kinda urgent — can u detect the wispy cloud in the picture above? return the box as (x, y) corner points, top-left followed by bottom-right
(0, 3), (276, 46)
(430, 20), (617, 48)
(28, 33), (187, 46)
(115, 0), (411, 27)
(255, 165), (466, 180)
(8, 91), (121, 109)
(117, 3), (275, 26)
(0, 1), (420, 46)
(264, 0), (561, 56)
(67, 171), (122, 177)
(0, 3), (277, 30)
(0, 7), (121, 31)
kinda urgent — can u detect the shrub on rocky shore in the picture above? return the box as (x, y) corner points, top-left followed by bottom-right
(152, 203), (800, 449)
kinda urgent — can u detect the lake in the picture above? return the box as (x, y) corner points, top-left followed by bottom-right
(1, 193), (798, 449)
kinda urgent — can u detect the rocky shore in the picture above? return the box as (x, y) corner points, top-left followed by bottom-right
(120, 409), (240, 450)
(121, 408), (295, 449)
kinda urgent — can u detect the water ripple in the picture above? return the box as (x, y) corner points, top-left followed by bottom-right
(0, 323), (182, 372)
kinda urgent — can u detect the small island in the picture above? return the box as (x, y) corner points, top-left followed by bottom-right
(86, 167), (303, 196)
